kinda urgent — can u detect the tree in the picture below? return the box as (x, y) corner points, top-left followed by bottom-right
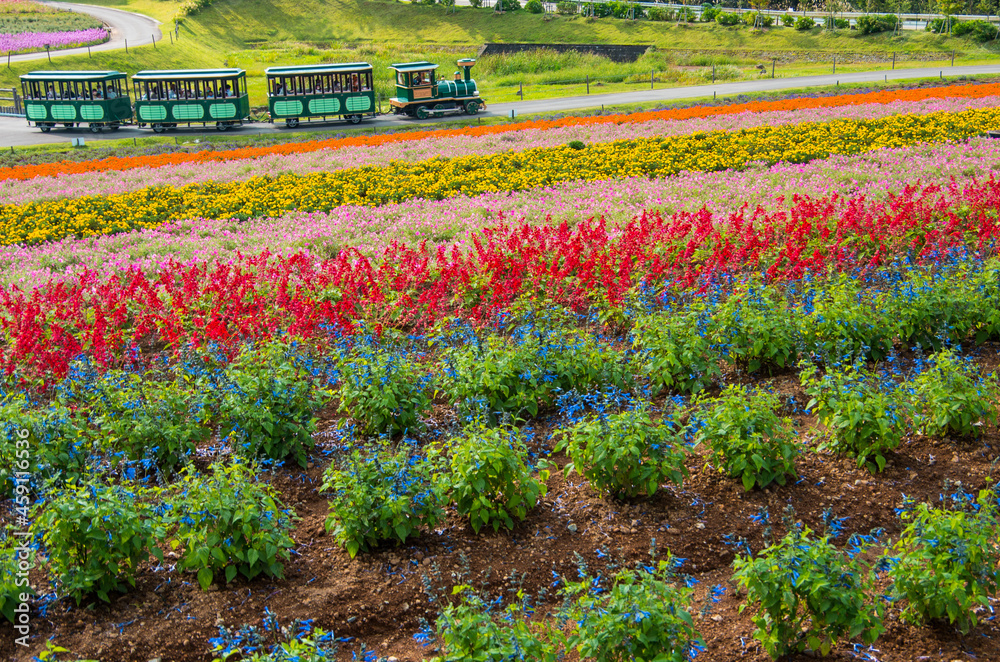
(749, 0), (770, 27)
(936, 0), (964, 32)
(824, 0), (845, 30)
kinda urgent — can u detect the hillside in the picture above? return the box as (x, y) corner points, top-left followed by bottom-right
(2, 0), (998, 104)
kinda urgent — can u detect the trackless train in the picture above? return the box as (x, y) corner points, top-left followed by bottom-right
(18, 58), (485, 133)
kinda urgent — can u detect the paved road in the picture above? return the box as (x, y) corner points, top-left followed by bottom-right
(2, 63), (1000, 147)
(493, 63), (1000, 115)
(8, 1), (161, 64)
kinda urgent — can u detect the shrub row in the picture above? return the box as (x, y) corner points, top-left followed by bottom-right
(31, 462), (296, 604)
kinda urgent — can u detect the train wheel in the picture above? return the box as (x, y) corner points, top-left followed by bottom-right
(39, 124), (51, 133)
(216, 122), (228, 132)
(415, 106), (429, 120)
(152, 123), (165, 134)
(90, 124), (102, 133)
(285, 118), (299, 128)
(110, 122), (120, 131)
(348, 114), (362, 125)
(464, 101), (480, 115)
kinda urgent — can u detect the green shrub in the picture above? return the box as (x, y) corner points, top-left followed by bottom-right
(799, 274), (893, 363)
(970, 261), (1000, 343)
(801, 362), (909, 472)
(702, 63), (741, 81)
(882, 268), (979, 351)
(431, 585), (563, 662)
(469, 0), (484, 6)
(647, 6), (672, 20)
(795, 15), (816, 29)
(554, 407), (688, 498)
(926, 16), (955, 33)
(743, 11), (773, 27)
(712, 283), (799, 374)
(164, 462), (297, 590)
(525, 0), (544, 13)
(911, 349), (999, 438)
(555, 0), (577, 13)
(701, 6), (721, 21)
(1, 397), (92, 489)
(441, 324), (628, 420)
(495, 0), (521, 10)
(965, 19), (1000, 42)
(781, 13), (794, 26)
(92, 371), (211, 473)
(219, 341), (328, 467)
(337, 344), (431, 436)
(321, 440), (446, 558)
(34, 479), (162, 603)
(1, 532), (33, 624)
(888, 489), (1000, 633)
(563, 555), (704, 662)
(733, 525), (883, 658)
(693, 385), (799, 491)
(856, 14), (897, 33)
(631, 303), (720, 394)
(715, 11), (740, 25)
(439, 422), (549, 533)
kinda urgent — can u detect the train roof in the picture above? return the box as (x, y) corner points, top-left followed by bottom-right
(132, 69), (246, 81)
(20, 70), (127, 82)
(388, 61), (440, 72)
(265, 63), (373, 76)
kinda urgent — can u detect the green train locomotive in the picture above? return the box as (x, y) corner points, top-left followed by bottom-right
(389, 59), (485, 119)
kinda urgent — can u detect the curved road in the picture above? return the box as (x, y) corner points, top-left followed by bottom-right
(8, 1), (161, 64)
(2, 63), (999, 147)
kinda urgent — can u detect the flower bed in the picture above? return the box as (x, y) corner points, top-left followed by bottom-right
(6, 93), (1000, 206)
(0, 27), (108, 54)
(3, 138), (999, 289)
(2, 81), (999, 183)
(2, 175), (998, 384)
(3, 108), (998, 247)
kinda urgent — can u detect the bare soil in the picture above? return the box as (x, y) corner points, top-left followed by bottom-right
(3, 345), (1000, 662)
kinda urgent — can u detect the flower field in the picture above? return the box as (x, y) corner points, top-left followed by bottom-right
(3, 81), (1000, 662)
(0, 28), (108, 54)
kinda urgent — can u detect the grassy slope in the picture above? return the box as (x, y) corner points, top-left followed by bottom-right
(0, 0), (996, 104)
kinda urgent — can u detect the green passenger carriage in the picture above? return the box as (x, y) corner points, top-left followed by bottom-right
(265, 63), (376, 128)
(20, 70), (131, 133)
(132, 68), (250, 132)
(389, 59), (485, 119)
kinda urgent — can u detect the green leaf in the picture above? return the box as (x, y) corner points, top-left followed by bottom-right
(197, 567), (214, 591)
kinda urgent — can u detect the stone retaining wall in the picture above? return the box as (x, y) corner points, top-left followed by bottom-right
(477, 43), (652, 63)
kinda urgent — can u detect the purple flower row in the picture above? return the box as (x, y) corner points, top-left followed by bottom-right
(0, 28), (108, 54)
